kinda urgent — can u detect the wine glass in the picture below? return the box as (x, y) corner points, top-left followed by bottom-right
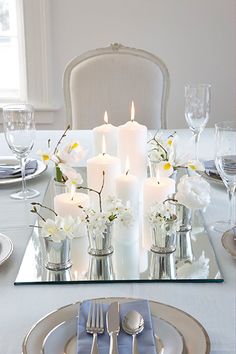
(185, 84), (211, 160)
(213, 121), (236, 231)
(3, 103), (40, 200)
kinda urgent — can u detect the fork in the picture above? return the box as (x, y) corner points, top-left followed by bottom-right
(86, 301), (104, 354)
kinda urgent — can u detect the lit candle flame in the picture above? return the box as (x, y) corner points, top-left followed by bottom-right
(104, 111), (108, 124)
(102, 135), (106, 155)
(125, 156), (130, 175)
(70, 183), (76, 200)
(131, 101), (135, 122)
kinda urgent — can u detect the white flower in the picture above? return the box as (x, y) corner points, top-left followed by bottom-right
(57, 141), (86, 166)
(168, 135), (194, 167)
(186, 160), (205, 172)
(116, 207), (134, 227)
(175, 175), (211, 210)
(58, 215), (82, 239)
(147, 202), (177, 226)
(155, 161), (174, 178)
(58, 163), (83, 188)
(37, 150), (60, 165)
(41, 217), (66, 242)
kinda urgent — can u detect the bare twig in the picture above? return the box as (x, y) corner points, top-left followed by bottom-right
(53, 124), (70, 154)
(77, 171), (105, 212)
(31, 202), (58, 217)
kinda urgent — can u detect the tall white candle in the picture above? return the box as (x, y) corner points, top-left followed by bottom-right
(118, 101), (147, 183)
(115, 156), (139, 211)
(87, 137), (121, 211)
(142, 176), (175, 249)
(54, 192), (89, 218)
(93, 111), (117, 156)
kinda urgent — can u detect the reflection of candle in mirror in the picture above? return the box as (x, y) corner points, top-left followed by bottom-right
(118, 101), (147, 183)
(142, 176), (175, 249)
(115, 155), (138, 209)
(87, 135), (121, 211)
(93, 111), (118, 156)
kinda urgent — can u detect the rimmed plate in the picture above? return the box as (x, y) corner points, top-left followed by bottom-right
(0, 156), (46, 185)
(0, 233), (13, 266)
(222, 228), (236, 259)
(22, 297), (210, 354)
(42, 315), (184, 354)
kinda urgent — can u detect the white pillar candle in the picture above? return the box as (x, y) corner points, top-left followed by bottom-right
(87, 146), (121, 211)
(54, 192), (89, 218)
(115, 156), (139, 211)
(118, 101), (147, 183)
(142, 176), (175, 249)
(93, 111), (118, 156)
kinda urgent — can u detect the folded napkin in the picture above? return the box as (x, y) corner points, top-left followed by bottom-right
(204, 160), (221, 179)
(0, 160), (38, 179)
(77, 299), (157, 354)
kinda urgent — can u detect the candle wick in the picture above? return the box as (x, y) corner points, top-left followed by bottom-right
(102, 152), (106, 156)
(157, 181), (160, 185)
(125, 169), (129, 175)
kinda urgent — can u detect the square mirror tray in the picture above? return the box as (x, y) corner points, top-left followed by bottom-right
(15, 169), (223, 284)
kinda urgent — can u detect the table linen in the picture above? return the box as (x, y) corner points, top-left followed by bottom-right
(0, 129), (235, 354)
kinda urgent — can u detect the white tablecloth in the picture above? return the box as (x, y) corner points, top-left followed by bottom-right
(0, 129), (235, 354)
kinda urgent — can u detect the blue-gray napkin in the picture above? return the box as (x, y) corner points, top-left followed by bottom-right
(204, 160), (220, 179)
(0, 160), (38, 179)
(77, 300), (156, 354)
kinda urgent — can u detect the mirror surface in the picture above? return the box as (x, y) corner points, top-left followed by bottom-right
(15, 171), (223, 284)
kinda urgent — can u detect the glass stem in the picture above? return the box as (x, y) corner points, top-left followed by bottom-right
(194, 132), (200, 161)
(20, 157), (27, 196)
(228, 185), (236, 226)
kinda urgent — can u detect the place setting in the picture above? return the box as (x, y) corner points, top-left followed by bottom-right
(0, 232), (13, 266)
(22, 297), (211, 354)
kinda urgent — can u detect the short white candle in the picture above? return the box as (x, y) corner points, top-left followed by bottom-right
(118, 101), (147, 183)
(93, 111), (117, 156)
(115, 156), (139, 210)
(142, 176), (175, 249)
(87, 137), (121, 211)
(54, 192), (89, 218)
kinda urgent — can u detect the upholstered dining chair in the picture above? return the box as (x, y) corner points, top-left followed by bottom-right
(63, 43), (170, 129)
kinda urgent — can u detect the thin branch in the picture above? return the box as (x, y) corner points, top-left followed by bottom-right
(30, 207), (46, 222)
(31, 202), (58, 217)
(77, 171), (105, 212)
(53, 124), (70, 154)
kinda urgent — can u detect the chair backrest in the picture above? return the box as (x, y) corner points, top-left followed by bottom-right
(63, 43), (170, 129)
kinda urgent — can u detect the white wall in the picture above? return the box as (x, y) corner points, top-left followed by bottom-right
(46, 0), (236, 129)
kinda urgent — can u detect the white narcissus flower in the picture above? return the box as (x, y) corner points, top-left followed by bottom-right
(187, 160), (205, 172)
(168, 135), (194, 168)
(37, 149), (60, 165)
(57, 141), (86, 166)
(41, 217), (66, 242)
(175, 175), (211, 210)
(58, 163), (83, 188)
(155, 161), (174, 178)
(58, 215), (82, 239)
(147, 202), (176, 226)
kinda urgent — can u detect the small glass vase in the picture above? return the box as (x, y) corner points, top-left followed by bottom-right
(53, 179), (68, 196)
(149, 252), (176, 280)
(43, 237), (72, 271)
(150, 221), (176, 254)
(88, 254), (114, 280)
(167, 200), (194, 263)
(87, 224), (114, 256)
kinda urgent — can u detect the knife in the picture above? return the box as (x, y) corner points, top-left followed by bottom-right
(106, 302), (120, 354)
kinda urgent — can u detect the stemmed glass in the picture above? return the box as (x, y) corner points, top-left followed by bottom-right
(213, 121), (236, 231)
(185, 84), (211, 160)
(3, 103), (40, 200)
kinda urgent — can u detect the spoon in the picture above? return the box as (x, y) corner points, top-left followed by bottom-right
(122, 310), (144, 354)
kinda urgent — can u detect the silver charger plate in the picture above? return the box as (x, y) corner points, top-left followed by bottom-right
(0, 156), (47, 185)
(0, 232), (13, 266)
(22, 297), (210, 354)
(42, 315), (184, 354)
(222, 228), (236, 259)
